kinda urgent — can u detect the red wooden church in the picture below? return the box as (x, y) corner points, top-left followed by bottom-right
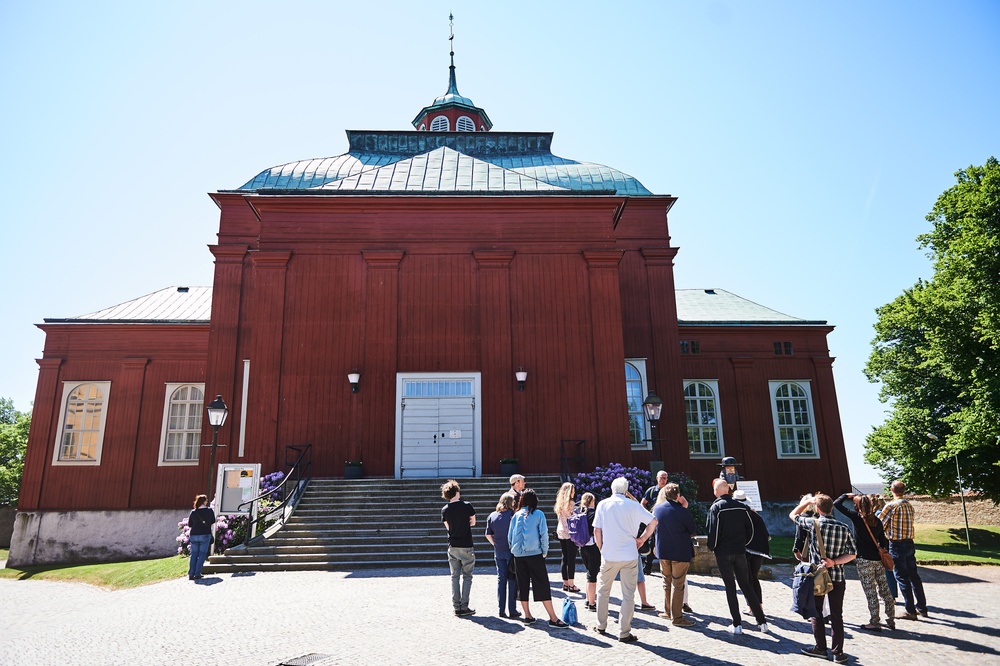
(10, 49), (850, 565)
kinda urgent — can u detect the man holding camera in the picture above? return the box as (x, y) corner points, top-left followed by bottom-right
(790, 493), (857, 663)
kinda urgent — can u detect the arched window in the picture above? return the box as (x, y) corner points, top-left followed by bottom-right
(53, 381), (110, 464)
(625, 361), (649, 449)
(684, 381), (722, 456)
(456, 115), (476, 132)
(160, 384), (205, 464)
(770, 381), (818, 457)
(430, 115), (450, 131)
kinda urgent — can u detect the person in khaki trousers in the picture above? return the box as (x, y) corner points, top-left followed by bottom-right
(652, 483), (697, 627)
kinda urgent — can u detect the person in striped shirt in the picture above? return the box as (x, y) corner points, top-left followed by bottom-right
(880, 480), (928, 620)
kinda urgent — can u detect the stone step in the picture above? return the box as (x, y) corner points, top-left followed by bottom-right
(205, 475), (568, 573)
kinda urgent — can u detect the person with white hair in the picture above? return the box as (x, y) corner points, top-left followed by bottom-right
(591, 477), (657, 643)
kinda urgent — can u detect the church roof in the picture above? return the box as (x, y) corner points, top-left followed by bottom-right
(45, 287), (213, 323)
(48, 286), (825, 327)
(675, 289), (827, 326)
(235, 130), (651, 195)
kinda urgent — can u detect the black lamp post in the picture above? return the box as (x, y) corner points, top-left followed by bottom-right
(642, 390), (664, 460)
(204, 395), (229, 499)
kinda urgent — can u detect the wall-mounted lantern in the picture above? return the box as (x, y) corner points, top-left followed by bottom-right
(348, 371), (361, 393)
(515, 367), (528, 392)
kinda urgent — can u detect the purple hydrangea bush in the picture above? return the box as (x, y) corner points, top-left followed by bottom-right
(176, 470), (286, 556)
(571, 462), (651, 501)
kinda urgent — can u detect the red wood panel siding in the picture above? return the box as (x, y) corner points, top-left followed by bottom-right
(17, 358), (62, 510)
(24, 325), (208, 510)
(475, 251), (516, 473)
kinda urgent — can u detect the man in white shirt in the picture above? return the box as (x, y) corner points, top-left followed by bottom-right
(592, 477), (657, 643)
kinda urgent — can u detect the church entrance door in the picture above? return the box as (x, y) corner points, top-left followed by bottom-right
(395, 373), (481, 478)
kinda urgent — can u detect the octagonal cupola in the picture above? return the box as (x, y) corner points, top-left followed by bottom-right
(412, 15), (493, 132)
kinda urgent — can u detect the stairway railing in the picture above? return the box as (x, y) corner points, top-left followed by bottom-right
(236, 444), (312, 547)
(559, 439), (587, 481)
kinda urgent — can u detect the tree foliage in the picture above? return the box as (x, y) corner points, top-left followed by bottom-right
(0, 397), (31, 506)
(865, 157), (1000, 503)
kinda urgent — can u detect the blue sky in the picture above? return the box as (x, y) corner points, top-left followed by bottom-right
(2, 1), (998, 484)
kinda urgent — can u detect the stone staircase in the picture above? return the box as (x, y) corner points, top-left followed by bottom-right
(203, 475), (565, 573)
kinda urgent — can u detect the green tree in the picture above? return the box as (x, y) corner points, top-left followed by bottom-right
(865, 157), (1000, 503)
(0, 397), (31, 506)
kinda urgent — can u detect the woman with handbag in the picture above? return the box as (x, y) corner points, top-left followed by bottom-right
(187, 494), (215, 581)
(508, 489), (570, 628)
(834, 493), (896, 631)
(554, 482), (581, 593)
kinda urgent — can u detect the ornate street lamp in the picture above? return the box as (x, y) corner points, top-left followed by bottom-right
(642, 391), (665, 461)
(204, 395), (229, 498)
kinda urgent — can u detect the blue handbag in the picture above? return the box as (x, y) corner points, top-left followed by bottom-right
(560, 597), (578, 625)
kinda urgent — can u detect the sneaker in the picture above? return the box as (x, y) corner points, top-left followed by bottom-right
(673, 617), (696, 627)
(728, 624), (742, 635)
(898, 612), (918, 620)
(592, 625), (607, 636)
(619, 633), (639, 643)
(639, 603), (656, 611)
(885, 620), (896, 631)
(522, 616), (536, 625)
(585, 603), (596, 612)
(455, 608), (475, 617)
(802, 646), (828, 659)
(759, 622), (770, 634)
(509, 610), (522, 618)
(548, 619), (570, 628)
(833, 652), (850, 664)
(682, 603), (694, 613)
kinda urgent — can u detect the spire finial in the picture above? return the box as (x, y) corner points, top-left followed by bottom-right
(446, 13), (459, 95)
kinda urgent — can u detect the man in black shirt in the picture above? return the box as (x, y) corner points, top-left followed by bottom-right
(441, 479), (477, 616)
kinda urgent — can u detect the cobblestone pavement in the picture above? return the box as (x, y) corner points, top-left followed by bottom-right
(1, 562), (998, 665)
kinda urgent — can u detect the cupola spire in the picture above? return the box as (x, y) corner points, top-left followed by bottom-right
(412, 14), (493, 132)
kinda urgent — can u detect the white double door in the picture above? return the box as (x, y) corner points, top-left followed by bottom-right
(395, 373), (481, 479)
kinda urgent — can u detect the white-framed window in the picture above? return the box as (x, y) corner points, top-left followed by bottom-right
(158, 383), (205, 465)
(430, 115), (450, 131)
(52, 381), (111, 465)
(456, 115), (476, 132)
(769, 380), (819, 458)
(625, 359), (650, 450)
(684, 380), (723, 457)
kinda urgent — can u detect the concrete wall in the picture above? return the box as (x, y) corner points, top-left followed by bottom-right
(0, 506), (15, 548)
(7, 510), (182, 567)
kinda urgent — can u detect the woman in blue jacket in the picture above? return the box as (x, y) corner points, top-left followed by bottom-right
(508, 489), (570, 628)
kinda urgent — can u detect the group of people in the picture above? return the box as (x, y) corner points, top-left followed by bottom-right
(789, 479), (929, 663)
(440, 472), (930, 656)
(441, 472), (705, 642)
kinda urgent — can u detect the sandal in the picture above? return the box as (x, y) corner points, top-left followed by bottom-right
(859, 623), (881, 632)
(563, 585), (581, 592)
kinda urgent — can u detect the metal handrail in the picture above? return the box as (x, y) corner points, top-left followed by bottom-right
(236, 444), (312, 548)
(559, 439), (586, 481)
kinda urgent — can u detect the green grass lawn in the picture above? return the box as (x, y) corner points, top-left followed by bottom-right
(0, 554), (188, 589)
(769, 526), (999, 565)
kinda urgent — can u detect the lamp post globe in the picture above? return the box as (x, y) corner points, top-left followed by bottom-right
(204, 395), (229, 499)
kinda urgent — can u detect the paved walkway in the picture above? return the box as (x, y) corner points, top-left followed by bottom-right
(1, 562), (998, 665)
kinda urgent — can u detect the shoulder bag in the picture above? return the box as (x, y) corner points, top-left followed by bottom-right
(811, 518), (834, 596)
(861, 517), (894, 571)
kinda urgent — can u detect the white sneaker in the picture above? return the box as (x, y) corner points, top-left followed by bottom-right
(760, 622), (770, 634)
(729, 624), (743, 635)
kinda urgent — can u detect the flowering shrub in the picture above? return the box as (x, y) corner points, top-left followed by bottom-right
(571, 463), (651, 501)
(176, 470), (285, 556)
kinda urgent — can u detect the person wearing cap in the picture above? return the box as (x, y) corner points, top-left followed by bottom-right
(509, 474), (525, 500)
(734, 489), (771, 616)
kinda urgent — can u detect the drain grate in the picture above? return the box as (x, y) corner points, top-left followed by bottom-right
(278, 654), (331, 666)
